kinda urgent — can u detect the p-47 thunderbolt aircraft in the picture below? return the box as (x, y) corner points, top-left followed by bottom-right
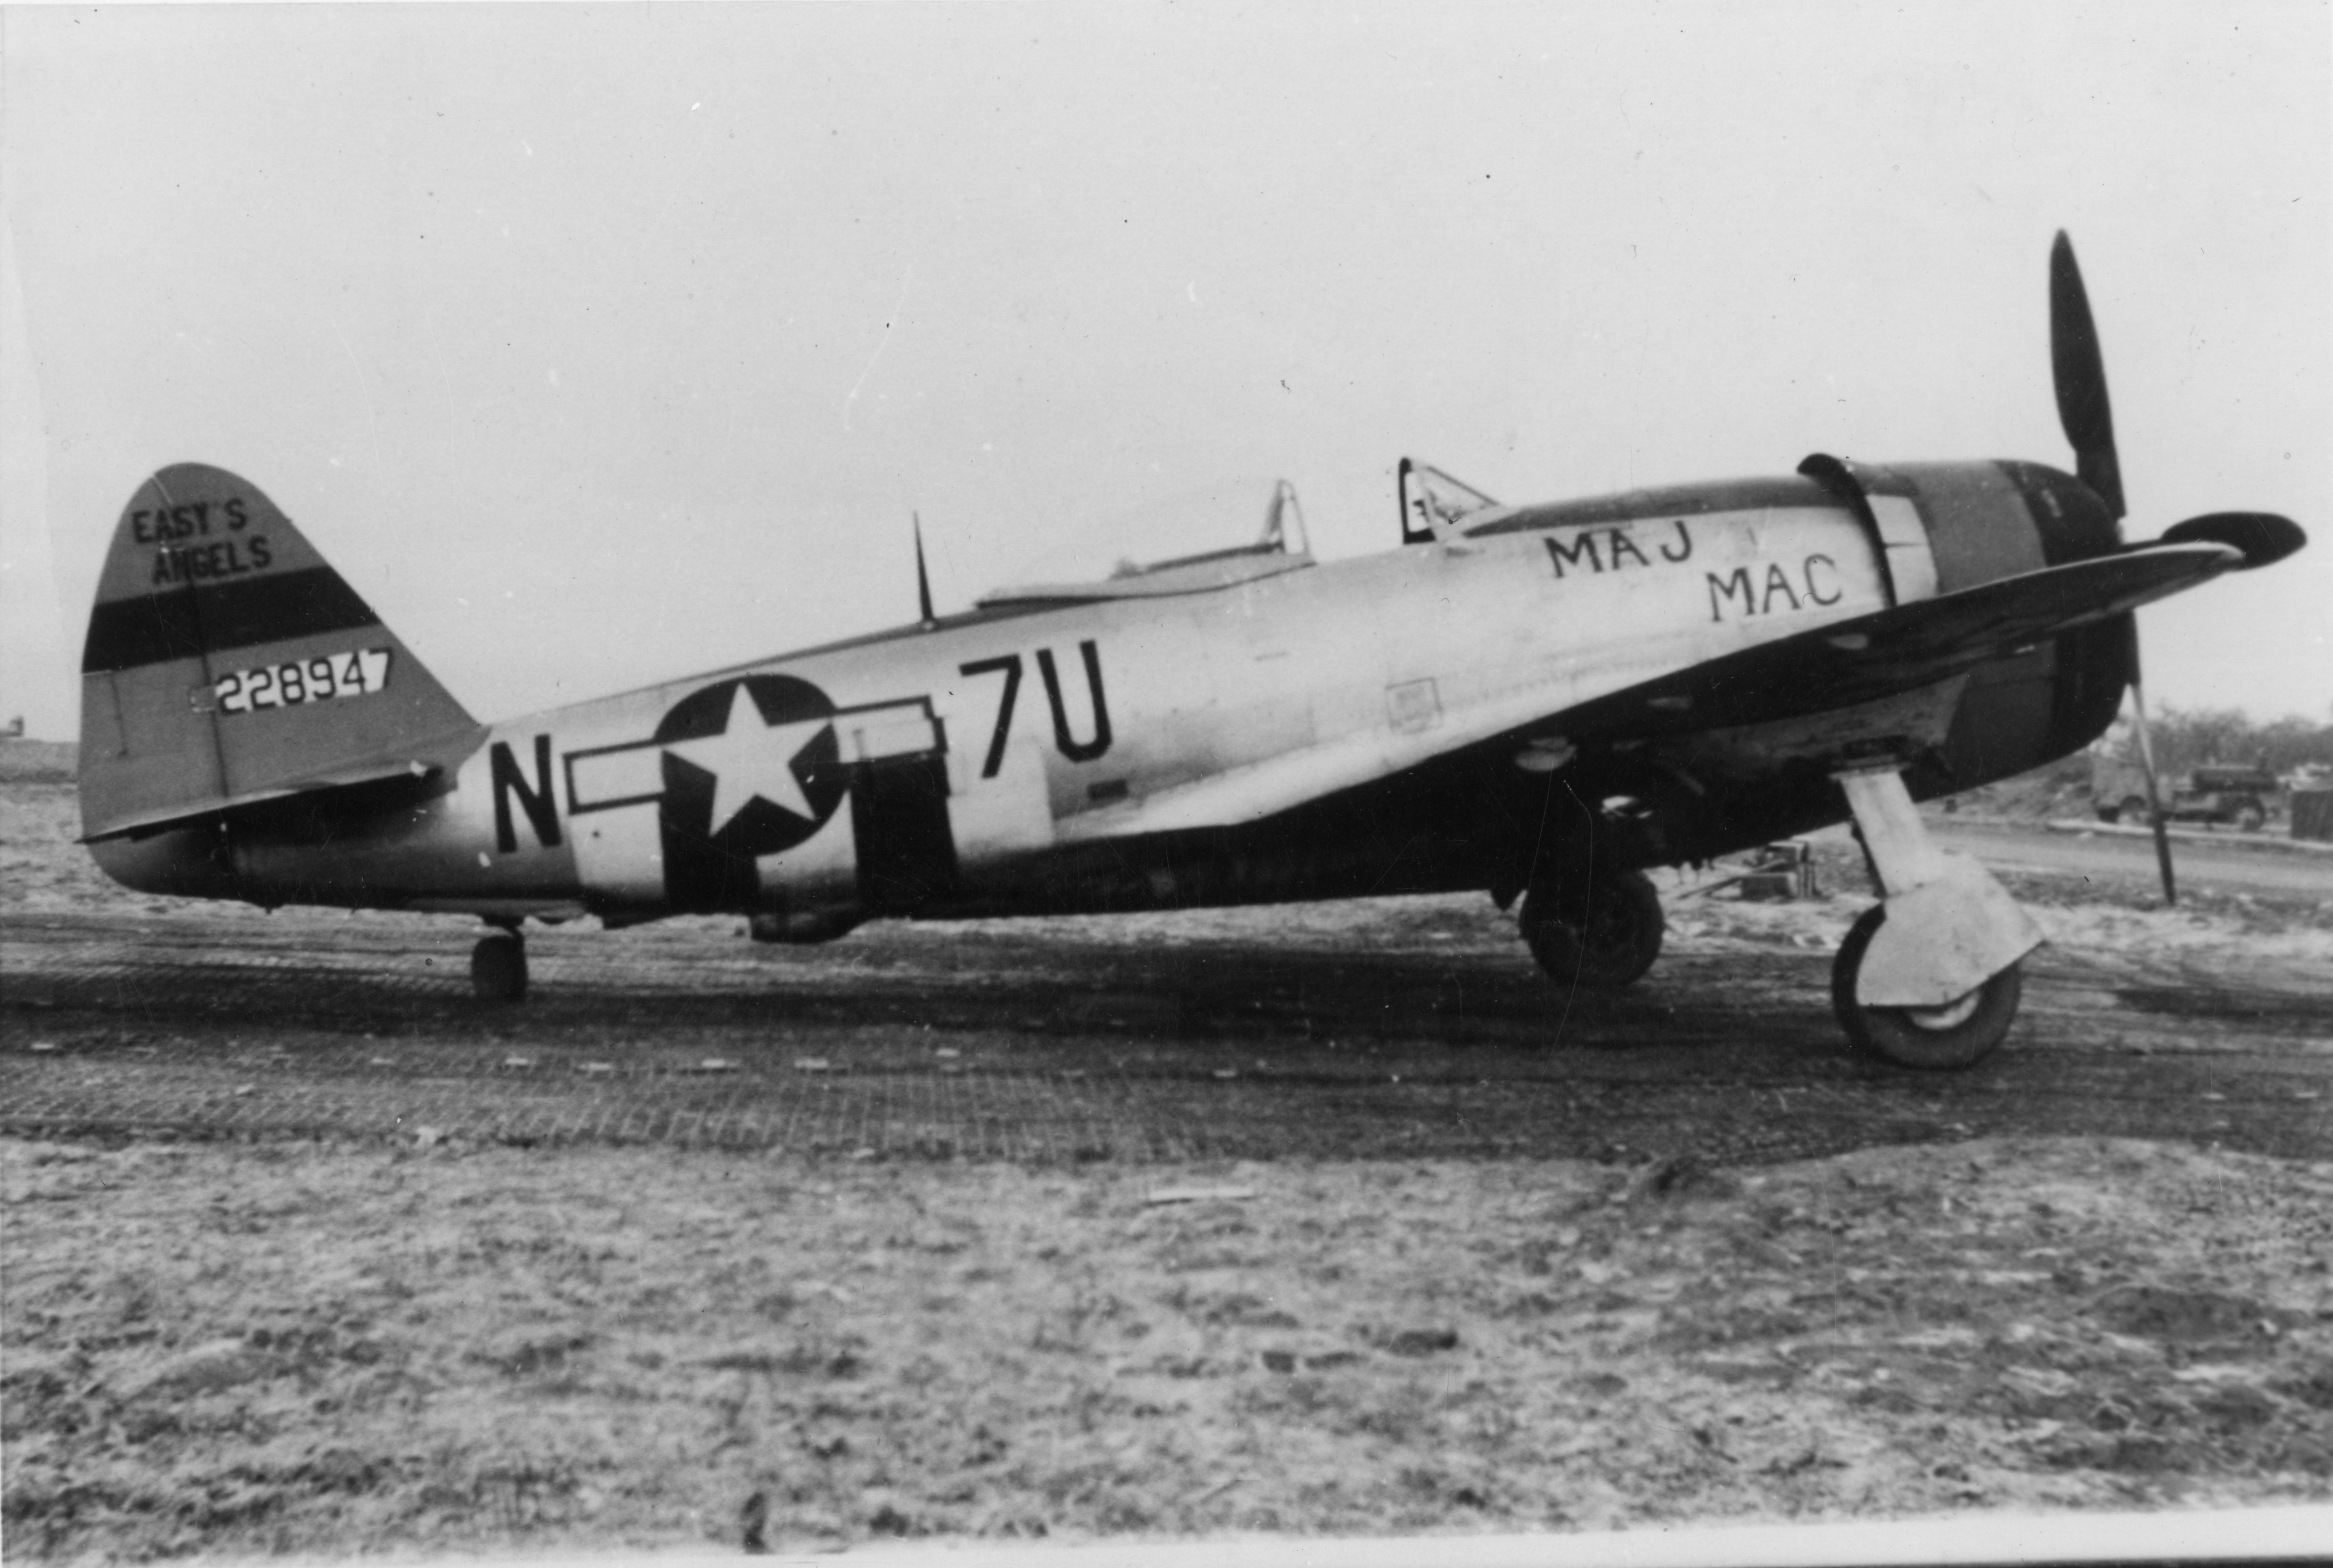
(78, 236), (2303, 1068)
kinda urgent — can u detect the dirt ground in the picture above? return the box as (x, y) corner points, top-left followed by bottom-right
(4, 1134), (2333, 1558)
(7, 1136), (2333, 1561)
(4, 779), (2332, 1559)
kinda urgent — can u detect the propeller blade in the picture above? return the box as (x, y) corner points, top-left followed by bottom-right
(2050, 231), (2127, 520)
(2124, 629), (2176, 906)
(2161, 511), (2308, 569)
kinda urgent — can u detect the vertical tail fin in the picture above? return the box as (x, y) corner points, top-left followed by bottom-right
(79, 464), (477, 839)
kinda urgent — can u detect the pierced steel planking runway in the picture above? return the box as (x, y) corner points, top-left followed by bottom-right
(4, 896), (2329, 1166)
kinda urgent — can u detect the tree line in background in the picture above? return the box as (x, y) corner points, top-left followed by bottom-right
(2096, 704), (2333, 780)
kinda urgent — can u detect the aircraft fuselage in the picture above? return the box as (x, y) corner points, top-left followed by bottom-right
(92, 457), (2127, 931)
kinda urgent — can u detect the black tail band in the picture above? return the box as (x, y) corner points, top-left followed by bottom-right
(82, 568), (382, 674)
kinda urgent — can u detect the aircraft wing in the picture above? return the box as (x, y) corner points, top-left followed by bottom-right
(1056, 541), (2240, 841)
(1546, 539), (2238, 742)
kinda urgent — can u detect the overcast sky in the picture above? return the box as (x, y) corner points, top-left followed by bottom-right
(4, 1), (2326, 743)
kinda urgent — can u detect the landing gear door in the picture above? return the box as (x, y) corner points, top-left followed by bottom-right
(839, 699), (961, 914)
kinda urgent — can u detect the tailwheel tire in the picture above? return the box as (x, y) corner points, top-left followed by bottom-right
(471, 933), (529, 1004)
(1830, 904), (2020, 1070)
(1522, 867), (1664, 990)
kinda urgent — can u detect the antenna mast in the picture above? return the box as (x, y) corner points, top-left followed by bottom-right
(913, 514), (937, 629)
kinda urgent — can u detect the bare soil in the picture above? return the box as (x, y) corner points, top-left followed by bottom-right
(7, 1137), (2333, 1560)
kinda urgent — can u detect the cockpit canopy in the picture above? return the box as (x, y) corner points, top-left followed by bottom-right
(978, 479), (1312, 607)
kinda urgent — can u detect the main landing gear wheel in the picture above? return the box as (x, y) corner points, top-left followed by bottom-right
(471, 932), (528, 1004)
(1830, 905), (2020, 1070)
(1522, 867), (1664, 990)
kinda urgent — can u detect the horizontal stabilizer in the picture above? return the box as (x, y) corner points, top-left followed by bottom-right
(79, 751), (460, 843)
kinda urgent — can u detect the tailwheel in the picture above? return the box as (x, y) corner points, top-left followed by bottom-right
(1830, 905), (2020, 1070)
(471, 931), (529, 1004)
(1522, 867), (1664, 990)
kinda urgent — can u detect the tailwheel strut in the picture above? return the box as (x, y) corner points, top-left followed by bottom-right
(470, 926), (528, 1004)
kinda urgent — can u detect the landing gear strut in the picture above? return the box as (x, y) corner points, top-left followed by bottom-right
(1830, 768), (2040, 1069)
(470, 927), (528, 1004)
(1831, 904), (2023, 1069)
(1521, 866), (1664, 990)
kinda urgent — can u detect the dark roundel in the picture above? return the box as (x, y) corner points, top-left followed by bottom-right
(654, 674), (846, 860)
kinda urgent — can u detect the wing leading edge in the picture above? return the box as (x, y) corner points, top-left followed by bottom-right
(1057, 540), (2243, 841)
(1547, 540), (2240, 743)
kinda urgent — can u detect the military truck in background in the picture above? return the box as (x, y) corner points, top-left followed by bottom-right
(2091, 754), (2279, 831)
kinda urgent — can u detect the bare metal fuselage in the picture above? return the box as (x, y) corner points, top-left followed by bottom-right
(91, 460), (2125, 930)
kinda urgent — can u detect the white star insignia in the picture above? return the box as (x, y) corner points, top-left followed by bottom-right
(662, 685), (830, 837)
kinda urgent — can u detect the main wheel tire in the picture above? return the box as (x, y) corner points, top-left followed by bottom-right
(2096, 806), (2121, 824)
(471, 933), (528, 1004)
(1522, 867), (1664, 990)
(1830, 904), (2019, 1070)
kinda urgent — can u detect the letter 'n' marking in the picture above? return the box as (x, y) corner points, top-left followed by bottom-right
(492, 735), (563, 853)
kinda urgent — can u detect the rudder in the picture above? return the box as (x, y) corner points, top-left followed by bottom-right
(79, 464), (478, 840)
